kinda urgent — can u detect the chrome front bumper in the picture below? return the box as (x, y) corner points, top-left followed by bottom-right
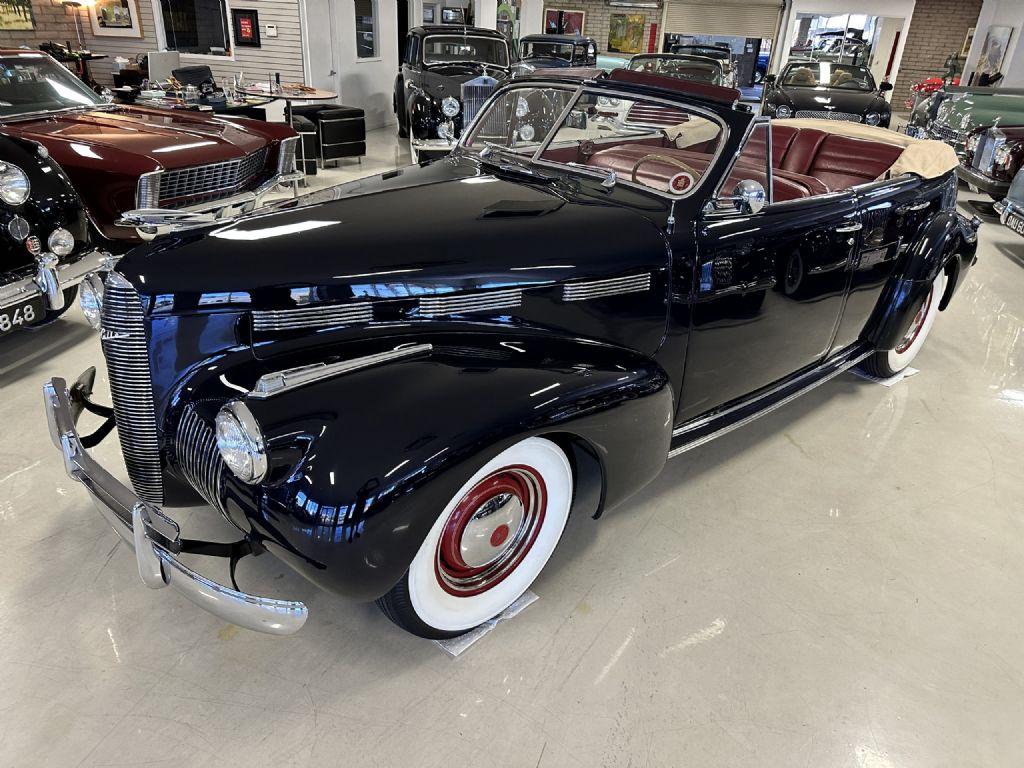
(0, 248), (114, 312)
(43, 377), (308, 636)
(117, 170), (305, 239)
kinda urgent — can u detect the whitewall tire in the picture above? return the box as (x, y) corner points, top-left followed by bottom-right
(863, 270), (947, 378)
(376, 437), (573, 638)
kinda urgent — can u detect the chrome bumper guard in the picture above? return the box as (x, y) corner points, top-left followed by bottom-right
(116, 170), (304, 239)
(43, 377), (308, 636)
(0, 248), (115, 312)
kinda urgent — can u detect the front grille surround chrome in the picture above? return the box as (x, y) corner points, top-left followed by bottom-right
(563, 273), (652, 302)
(252, 303), (374, 332)
(626, 103), (688, 127)
(794, 110), (862, 122)
(175, 404), (225, 511)
(419, 288), (522, 317)
(102, 272), (163, 504)
(154, 148), (269, 208)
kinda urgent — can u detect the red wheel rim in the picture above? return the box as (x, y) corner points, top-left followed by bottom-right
(435, 465), (547, 597)
(895, 284), (934, 354)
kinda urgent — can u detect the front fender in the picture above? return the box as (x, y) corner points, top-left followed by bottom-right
(865, 210), (978, 350)
(221, 335), (673, 600)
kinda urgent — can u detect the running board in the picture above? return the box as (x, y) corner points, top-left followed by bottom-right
(668, 345), (872, 459)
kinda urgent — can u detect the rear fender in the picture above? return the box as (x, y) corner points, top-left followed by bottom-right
(214, 335), (673, 600)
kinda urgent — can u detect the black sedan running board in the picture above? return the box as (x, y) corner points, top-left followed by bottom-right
(669, 344), (872, 458)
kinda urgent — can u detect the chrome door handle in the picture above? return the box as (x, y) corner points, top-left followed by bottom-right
(897, 200), (930, 214)
(835, 221), (863, 233)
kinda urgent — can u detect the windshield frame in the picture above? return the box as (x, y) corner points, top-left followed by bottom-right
(627, 55), (723, 82)
(520, 41), (575, 61)
(780, 62), (877, 92)
(0, 52), (105, 120)
(457, 80), (731, 201)
(421, 34), (510, 68)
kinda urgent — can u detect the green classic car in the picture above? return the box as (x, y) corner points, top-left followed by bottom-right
(906, 86), (1024, 153)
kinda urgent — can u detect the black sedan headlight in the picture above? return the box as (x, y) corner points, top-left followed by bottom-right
(0, 162), (30, 206)
(441, 97), (460, 118)
(215, 400), (268, 484)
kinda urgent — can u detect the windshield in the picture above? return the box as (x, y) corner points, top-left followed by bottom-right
(781, 62), (876, 91)
(0, 54), (104, 118)
(423, 35), (509, 67)
(628, 56), (722, 84)
(521, 41), (574, 61)
(672, 46), (729, 61)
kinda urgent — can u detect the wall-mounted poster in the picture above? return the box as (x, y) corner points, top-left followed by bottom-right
(608, 13), (645, 54)
(544, 9), (584, 36)
(0, 0), (35, 31)
(961, 27), (976, 59)
(89, 0), (144, 38)
(977, 25), (1013, 76)
(232, 9), (261, 47)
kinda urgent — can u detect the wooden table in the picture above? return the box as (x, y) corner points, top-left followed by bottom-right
(237, 85), (337, 125)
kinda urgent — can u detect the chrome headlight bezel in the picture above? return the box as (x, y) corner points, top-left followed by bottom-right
(864, 112), (881, 126)
(0, 162), (31, 206)
(775, 104), (793, 119)
(47, 228), (75, 257)
(79, 273), (105, 330)
(441, 96), (460, 118)
(215, 400), (268, 484)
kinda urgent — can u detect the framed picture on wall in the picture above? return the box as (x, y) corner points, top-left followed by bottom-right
(232, 9), (261, 47)
(608, 13), (645, 54)
(0, 0), (35, 31)
(544, 9), (585, 36)
(978, 25), (1013, 76)
(961, 27), (976, 58)
(89, 0), (143, 38)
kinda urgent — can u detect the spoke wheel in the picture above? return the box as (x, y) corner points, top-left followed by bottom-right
(376, 437), (573, 638)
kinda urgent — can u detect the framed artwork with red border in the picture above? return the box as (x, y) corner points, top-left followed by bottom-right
(232, 9), (262, 48)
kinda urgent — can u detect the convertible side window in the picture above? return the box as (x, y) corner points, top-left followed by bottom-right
(538, 92), (724, 195)
(463, 86), (575, 152)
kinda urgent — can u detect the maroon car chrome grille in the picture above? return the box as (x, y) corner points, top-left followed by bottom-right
(625, 103), (688, 127)
(101, 272), (163, 504)
(158, 148), (269, 208)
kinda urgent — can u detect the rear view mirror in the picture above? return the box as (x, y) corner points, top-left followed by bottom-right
(732, 180), (766, 214)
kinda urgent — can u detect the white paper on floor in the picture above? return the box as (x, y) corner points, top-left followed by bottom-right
(851, 366), (919, 387)
(433, 591), (538, 657)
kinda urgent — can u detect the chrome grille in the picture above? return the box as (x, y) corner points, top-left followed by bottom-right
(462, 77), (501, 136)
(929, 122), (965, 146)
(563, 273), (652, 302)
(626, 103), (688, 127)
(102, 272), (162, 504)
(175, 405), (224, 510)
(973, 131), (1003, 173)
(252, 302), (374, 332)
(157, 148), (268, 207)
(794, 110), (862, 122)
(419, 288), (522, 317)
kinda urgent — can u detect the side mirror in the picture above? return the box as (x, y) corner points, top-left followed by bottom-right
(764, 74), (776, 86)
(732, 180), (766, 214)
(880, 81), (893, 92)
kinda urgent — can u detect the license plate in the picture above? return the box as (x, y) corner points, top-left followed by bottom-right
(0, 296), (45, 335)
(1007, 212), (1024, 236)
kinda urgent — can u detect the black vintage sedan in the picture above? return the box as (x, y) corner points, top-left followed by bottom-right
(765, 61), (893, 127)
(1, 132), (110, 336)
(45, 69), (977, 639)
(518, 34), (597, 70)
(394, 25), (512, 161)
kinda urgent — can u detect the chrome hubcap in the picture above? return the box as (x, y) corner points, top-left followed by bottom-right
(460, 492), (526, 568)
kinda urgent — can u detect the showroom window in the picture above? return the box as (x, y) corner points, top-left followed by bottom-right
(355, 0), (379, 59)
(158, 0), (231, 56)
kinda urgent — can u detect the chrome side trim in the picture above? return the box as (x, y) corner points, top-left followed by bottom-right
(563, 272), (651, 302)
(419, 288), (522, 317)
(43, 378), (307, 636)
(249, 343), (433, 399)
(668, 349), (871, 459)
(252, 302), (374, 331)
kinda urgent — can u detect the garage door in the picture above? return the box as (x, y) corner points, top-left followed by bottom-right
(663, 0), (783, 39)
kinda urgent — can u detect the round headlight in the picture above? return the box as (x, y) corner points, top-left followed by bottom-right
(864, 112), (880, 126)
(48, 228), (75, 257)
(215, 401), (267, 484)
(79, 273), (104, 330)
(516, 96), (530, 118)
(597, 96), (620, 107)
(437, 122), (453, 140)
(518, 123), (535, 141)
(441, 96), (460, 118)
(0, 162), (30, 206)
(995, 144), (1012, 167)
(775, 104), (793, 119)
(965, 133), (981, 152)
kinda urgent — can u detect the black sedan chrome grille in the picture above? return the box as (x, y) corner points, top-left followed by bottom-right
(462, 79), (502, 137)
(158, 148), (268, 207)
(102, 273), (163, 504)
(795, 110), (862, 122)
(175, 405), (224, 511)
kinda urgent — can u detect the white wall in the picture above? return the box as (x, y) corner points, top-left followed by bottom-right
(520, 0), (545, 36)
(870, 16), (905, 85)
(963, 0), (1024, 86)
(303, 0), (399, 130)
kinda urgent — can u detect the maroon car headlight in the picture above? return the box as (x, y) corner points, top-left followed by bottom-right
(0, 162), (30, 206)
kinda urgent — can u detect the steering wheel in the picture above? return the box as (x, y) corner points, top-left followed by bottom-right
(631, 154), (701, 193)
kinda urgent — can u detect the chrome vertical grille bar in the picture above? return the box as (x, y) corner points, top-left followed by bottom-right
(101, 272), (163, 504)
(175, 405), (225, 511)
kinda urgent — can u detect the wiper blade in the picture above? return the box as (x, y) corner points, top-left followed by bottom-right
(478, 149), (553, 183)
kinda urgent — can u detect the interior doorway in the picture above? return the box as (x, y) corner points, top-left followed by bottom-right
(397, 0), (409, 66)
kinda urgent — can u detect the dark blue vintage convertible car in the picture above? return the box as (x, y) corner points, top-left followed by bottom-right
(45, 68), (977, 638)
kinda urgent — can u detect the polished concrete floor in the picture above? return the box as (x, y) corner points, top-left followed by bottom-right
(2, 130), (1024, 767)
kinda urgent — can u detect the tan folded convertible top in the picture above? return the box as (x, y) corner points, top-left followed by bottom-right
(779, 119), (959, 180)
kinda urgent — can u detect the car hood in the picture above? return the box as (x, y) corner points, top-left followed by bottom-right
(118, 157), (670, 303)
(940, 93), (1024, 128)
(776, 86), (886, 113)
(1, 105), (272, 170)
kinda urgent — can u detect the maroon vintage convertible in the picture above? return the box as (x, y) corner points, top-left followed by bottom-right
(0, 50), (301, 253)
